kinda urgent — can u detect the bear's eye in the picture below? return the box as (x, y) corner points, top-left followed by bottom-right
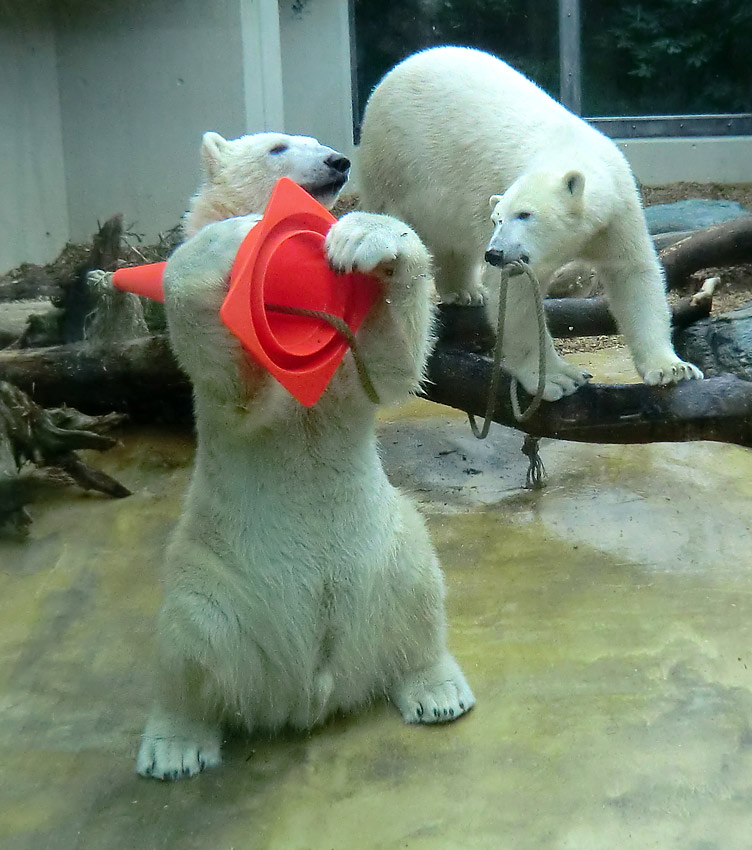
(269, 143), (288, 155)
(516, 211), (532, 220)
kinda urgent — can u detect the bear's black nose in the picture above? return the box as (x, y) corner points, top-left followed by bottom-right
(326, 155), (351, 174)
(485, 248), (504, 267)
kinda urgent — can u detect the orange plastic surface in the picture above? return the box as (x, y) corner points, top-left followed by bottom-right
(221, 178), (381, 406)
(111, 178), (381, 407)
(112, 262), (166, 302)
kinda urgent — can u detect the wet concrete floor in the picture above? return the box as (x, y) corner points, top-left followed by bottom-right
(2, 348), (752, 849)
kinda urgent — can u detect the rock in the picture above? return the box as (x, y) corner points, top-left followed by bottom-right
(674, 301), (752, 381)
(645, 199), (750, 235)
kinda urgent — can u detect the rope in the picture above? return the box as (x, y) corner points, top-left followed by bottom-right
(521, 434), (546, 489)
(468, 260), (548, 438)
(265, 304), (380, 404)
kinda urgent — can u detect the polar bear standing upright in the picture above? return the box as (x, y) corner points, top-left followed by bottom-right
(136, 131), (474, 780)
(357, 46), (702, 401)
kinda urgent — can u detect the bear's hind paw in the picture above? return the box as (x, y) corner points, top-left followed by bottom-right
(392, 654), (476, 725)
(440, 287), (486, 307)
(137, 714), (222, 780)
(137, 734), (221, 781)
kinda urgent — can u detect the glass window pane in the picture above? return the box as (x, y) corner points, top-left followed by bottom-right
(582, 0), (752, 116)
(353, 0), (560, 125)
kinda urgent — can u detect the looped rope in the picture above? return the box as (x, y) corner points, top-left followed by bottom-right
(265, 304), (380, 404)
(468, 260), (548, 438)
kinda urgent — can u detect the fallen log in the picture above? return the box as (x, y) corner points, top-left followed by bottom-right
(1, 333), (751, 446)
(538, 293), (711, 338)
(432, 292), (713, 355)
(660, 215), (752, 290)
(423, 346), (752, 447)
(0, 336), (192, 422)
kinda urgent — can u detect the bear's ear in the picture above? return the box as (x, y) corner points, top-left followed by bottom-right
(201, 131), (230, 181)
(563, 170), (585, 201)
(489, 194), (503, 209)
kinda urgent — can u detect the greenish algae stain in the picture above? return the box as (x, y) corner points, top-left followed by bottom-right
(2, 412), (752, 848)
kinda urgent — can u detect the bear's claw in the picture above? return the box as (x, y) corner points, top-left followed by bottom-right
(137, 714), (222, 781)
(513, 359), (592, 402)
(642, 359), (704, 386)
(137, 734), (221, 781)
(392, 653), (475, 725)
(440, 287), (486, 307)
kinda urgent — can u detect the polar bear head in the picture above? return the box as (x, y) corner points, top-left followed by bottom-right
(184, 131), (351, 238)
(485, 170), (586, 277)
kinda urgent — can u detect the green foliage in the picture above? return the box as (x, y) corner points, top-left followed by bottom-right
(581, 0), (751, 114)
(353, 0), (752, 122)
(353, 0), (559, 125)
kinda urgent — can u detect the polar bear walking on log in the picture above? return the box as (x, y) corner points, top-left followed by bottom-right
(357, 46), (703, 401)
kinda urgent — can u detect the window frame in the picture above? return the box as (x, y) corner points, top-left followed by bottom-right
(558, 0), (752, 138)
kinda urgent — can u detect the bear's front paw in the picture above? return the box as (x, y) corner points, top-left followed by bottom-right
(641, 357), (704, 386)
(325, 211), (427, 278)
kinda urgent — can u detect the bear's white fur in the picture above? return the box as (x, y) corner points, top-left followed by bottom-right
(184, 131), (351, 238)
(136, 135), (474, 781)
(357, 46), (703, 400)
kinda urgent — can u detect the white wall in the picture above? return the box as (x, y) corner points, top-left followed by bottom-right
(0, 1), (68, 272)
(53, 0), (355, 246)
(279, 0), (355, 157)
(54, 0), (251, 244)
(0, 0), (353, 271)
(239, 0), (285, 132)
(619, 137), (752, 186)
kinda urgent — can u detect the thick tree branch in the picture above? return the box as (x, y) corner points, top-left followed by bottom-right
(1, 334), (750, 447)
(660, 215), (752, 290)
(0, 337), (192, 422)
(543, 294), (712, 337)
(422, 346), (752, 447)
